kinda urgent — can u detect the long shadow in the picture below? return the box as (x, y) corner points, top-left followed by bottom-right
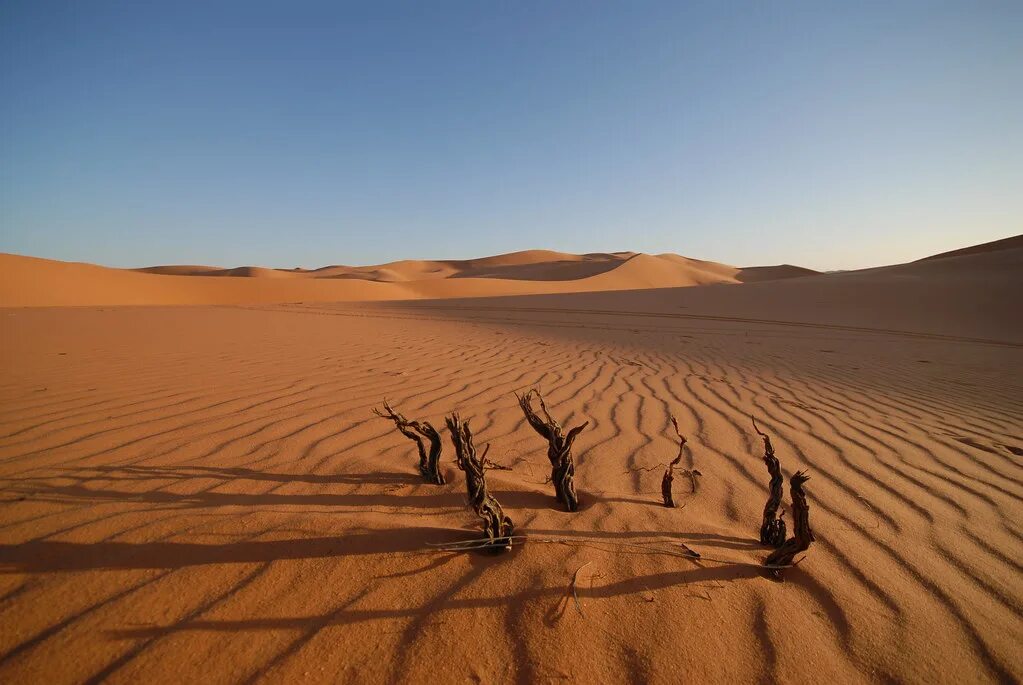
(783, 566), (852, 648)
(0, 521), (763, 575)
(7, 473), (659, 515)
(389, 557), (495, 682)
(0, 526), (467, 573)
(8, 482), (467, 510)
(17, 465), (420, 487)
(751, 597), (778, 685)
(106, 563), (765, 641)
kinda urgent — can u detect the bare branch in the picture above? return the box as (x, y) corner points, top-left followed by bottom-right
(662, 413), (690, 507)
(516, 388), (588, 511)
(764, 471), (814, 576)
(445, 413), (514, 548)
(753, 416), (786, 547)
(374, 400), (445, 485)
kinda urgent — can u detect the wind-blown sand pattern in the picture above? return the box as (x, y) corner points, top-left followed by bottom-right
(0, 237), (1020, 683)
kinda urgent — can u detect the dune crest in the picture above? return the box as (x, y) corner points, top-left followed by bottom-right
(916, 233), (1023, 262)
(2, 237), (1017, 312)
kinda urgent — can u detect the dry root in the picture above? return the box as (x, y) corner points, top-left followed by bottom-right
(445, 413), (514, 548)
(516, 389), (588, 512)
(373, 401), (445, 485)
(753, 416), (786, 547)
(764, 471), (814, 576)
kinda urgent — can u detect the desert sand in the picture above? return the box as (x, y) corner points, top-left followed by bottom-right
(0, 249), (818, 307)
(0, 237), (1020, 683)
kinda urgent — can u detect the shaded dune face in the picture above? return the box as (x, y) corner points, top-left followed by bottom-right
(450, 258), (623, 281)
(915, 233), (1023, 262)
(735, 265), (820, 283)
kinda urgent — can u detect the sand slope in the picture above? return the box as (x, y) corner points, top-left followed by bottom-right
(916, 233), (1023, 262)
(0, 235), (1019, 683)
(0, 278), (1019, 683)
(397, 236), (1023, 345)
(0, 249), (820, 307)
(0, 253), (403, 307)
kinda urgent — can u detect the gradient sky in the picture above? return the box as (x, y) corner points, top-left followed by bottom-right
(2, 1), (1020, 271)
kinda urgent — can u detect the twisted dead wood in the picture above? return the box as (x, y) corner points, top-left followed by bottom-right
(516, 389), (588, 512)
(662, 415), (689, 507)
(373, 401), (445, 485)
(445, 413), (514, 548)
(753, 416), (786, 547)
(764, 471), (814, 576)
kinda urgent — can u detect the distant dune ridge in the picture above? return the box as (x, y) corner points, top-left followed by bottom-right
(138, 249), (786, 284)
(914, 233), (1023, 262)
(0, 235), (1018, 313)
(2, 248), (814, 306)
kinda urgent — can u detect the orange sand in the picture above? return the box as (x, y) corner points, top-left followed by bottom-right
(0, 237), (1020, 683)
(0, 249), (817, 307)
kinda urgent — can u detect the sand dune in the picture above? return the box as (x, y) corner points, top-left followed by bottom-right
(424, 239), (1021, 345)
(0, 235), (1019, 682)
(132, 249), (631, 282)
(916, 233), (1023, 262)
(735, 264), (820, 283)
(130, 252), (824, 287)
(0, 253), (404, 307)
(0, 249), (818, 307)
(135, 265), (225, 276)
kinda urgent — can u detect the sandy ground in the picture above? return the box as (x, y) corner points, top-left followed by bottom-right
(0, 240), (1020, 683)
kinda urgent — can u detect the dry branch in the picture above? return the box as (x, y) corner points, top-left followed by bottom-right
(516, 389), (588, 512)
(753, 416), (786, 547)
(764, 471), (814, 576)
(659, 415), (701, 507)
(373, 401), (446, 485)
(662, 415), (687, 507)
(445, 413), (514, 548)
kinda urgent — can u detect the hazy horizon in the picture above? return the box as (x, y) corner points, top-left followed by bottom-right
(4, 232), (1021, 274)
(2, 2), (1021, 272)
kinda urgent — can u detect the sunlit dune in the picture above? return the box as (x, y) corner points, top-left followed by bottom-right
(1, 248), (823, 307)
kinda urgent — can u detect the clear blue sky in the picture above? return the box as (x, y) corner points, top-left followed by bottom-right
(2, 1), (1020, 270)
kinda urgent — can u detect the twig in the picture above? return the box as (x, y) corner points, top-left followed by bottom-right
(623, 464), (667, 474)
(425, 534), (792, 570)
(571, 561), (592, 616)
(662, 415), (687, 506)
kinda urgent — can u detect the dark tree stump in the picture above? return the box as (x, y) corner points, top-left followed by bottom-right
(445, 413), (514, 549)
(753, 417), (787, 547)
(764, 471), (814, 576)
(374, 401), (445, 485)
(516, 389), (588, 512)
(661, 469), (676, 508)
